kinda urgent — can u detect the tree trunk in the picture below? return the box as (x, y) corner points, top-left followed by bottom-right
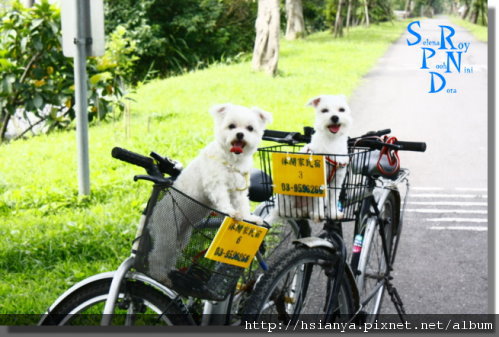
(351, 0), (359, 26)
(346, 0), (352, 29)
(480, 0), (487, 25)
(404, 0), (412, 17)
(285, 0), (305, 40)
(252, 0), (280, 76)
(462, 0), (471, 19)
(23, 0), (34, 7)
(334, 0), (344, 37)
(468, 0), (478, 23)
(364, 0), (370, 26)
(0, 111), (11, 142)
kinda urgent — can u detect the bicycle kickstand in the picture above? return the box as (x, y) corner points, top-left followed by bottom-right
(384, 276), (407, 322)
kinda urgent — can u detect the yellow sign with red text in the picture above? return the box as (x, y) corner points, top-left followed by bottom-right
(205, 217), (268, 268)
(271, 152), (327, 197)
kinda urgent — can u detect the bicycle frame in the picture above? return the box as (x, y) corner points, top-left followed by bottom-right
(353, 168), (410, 318)
(301, 168), (410, 322)
(100, 187), (279, 326)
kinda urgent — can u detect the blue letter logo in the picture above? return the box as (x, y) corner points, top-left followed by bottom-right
(429, 72), (446, 93)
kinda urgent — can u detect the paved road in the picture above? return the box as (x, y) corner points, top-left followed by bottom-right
(346, 16), (488, 314)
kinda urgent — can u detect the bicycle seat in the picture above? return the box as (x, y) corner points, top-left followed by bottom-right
(249, 169), (273, 202)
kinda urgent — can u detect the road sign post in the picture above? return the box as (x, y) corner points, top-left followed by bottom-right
(61, 0), (104, 196)
(74, 0), (90, 196)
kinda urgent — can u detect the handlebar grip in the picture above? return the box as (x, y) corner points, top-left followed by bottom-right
(111, 147), (154, 169)
(361, 129), (391, 137)
(263, 129), (293, 139)
(349, 139), (401, 150)
(395, 141), (427, 152)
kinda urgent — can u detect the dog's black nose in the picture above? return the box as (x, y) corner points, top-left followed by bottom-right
(331, 115), (339, 124)
(236, 132), (244, 140)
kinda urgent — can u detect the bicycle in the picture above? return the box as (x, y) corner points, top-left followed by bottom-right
(242, 128), (426, 324)
(38, 135), (312, 326)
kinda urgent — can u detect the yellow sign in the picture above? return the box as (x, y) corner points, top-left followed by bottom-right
(205, 217), (268, 268)
(272, 152), (326, 197)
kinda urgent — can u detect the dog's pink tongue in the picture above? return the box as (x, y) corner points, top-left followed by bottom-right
(230, 141), (244, 154)
(329, 125), (341, 133)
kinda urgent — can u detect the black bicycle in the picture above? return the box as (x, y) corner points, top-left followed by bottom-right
(38, 133), (311, 326)
(242, 128), (426, 324)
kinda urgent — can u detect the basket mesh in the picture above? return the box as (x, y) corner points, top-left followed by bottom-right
(133, 186), (244, 301)
(258, 145), (372, 222)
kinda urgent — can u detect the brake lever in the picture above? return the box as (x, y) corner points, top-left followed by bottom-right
(133, 175), (173, 186)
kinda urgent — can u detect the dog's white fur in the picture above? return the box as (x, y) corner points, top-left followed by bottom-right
(304, 94), (353, 221)
(147, 103), (272, 283)
(274, 95), (352, 223)
(174, 103), (272, 221)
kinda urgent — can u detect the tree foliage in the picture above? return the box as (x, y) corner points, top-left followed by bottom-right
(325, 0), (393, 34)
(402, 0), (487, 26)
(0, 1), (134, 142)
(104, 0), (257, 83)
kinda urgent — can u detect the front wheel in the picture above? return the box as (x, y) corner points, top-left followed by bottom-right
(40, 279), (192, 325)
(242, 247), (355, 323)
(355, 191), (399, 322)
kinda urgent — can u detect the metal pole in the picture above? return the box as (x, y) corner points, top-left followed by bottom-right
(74, 0), (90, 195)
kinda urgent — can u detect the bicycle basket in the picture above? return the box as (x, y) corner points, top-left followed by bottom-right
(133, 186), (248, 301)
(257, 145), (372, 222)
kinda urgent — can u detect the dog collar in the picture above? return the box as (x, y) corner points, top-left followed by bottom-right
(306, 148), (348, 183)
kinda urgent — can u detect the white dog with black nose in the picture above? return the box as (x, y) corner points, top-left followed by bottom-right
(147, 103), (272, 284)
(303, 94), (353, 221)
(271, 95), (352, 224)
(174, 103), (272, 223)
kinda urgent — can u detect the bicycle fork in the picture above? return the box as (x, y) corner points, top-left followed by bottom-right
(101, 256), (136, 326)
(322, 221), (348, 322)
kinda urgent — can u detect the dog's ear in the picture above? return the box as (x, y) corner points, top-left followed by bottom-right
(306, 96), (322, 108)
(251, 107), (273, 125)
(210, 103), (230, 119)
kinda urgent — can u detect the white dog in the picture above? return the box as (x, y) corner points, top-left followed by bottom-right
(303, 94), (352, 221)
(147, 103), (272, 284)
(274, 95), (352, 223)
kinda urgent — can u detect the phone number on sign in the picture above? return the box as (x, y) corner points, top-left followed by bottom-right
(280, 183), (323, 195)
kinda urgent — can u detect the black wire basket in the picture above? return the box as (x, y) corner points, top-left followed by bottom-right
(132, 186), (262, 301)
(257, 145), (373, 222)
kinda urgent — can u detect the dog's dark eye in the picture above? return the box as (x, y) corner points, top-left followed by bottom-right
(247, 126), (254, 132)
(339, 107), (345, 112)
(321, 108), (329, 113)
(228, 124), (236, 129)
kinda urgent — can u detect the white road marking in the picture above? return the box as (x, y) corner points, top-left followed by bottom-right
(412, 187), (445, 191)
(426, 218), (488, 223)
(408, 201), (487, 206)
(411, 193), (487, 199)
(406, 209), (487, 214)
(429, 226), (487, 232)
(412, 187), (487, 192)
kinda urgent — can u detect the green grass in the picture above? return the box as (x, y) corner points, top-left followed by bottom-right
(0, 20), (408, 316)
(450, 16), (488, 42)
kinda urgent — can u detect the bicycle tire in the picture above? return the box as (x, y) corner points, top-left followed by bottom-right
(40, 279), (192, 325)
(242, 247), (355, 323)
(228, 213), (310, 323)
(355, 191), (399, 322)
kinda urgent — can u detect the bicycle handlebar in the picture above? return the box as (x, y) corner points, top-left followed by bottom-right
(112, 127), (425, 179)
(393, 141), (426, 152)
(112, 147), (154, 170)
(263, 127), (426, 152)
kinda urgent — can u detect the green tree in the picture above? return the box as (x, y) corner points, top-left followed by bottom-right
(0, 1), (133, 142)
(325, 0), (393, 35)
(104, 0), (257, 83)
